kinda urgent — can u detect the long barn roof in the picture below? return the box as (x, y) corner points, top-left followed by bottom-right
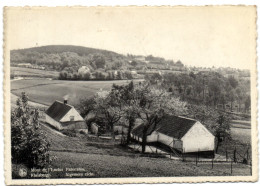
(132, 115), (197, 140)
(45, 100), (72, 122)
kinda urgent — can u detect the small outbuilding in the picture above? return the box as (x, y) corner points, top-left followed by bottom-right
(45, 100), (87, 132)
(131, 115), (215, 154)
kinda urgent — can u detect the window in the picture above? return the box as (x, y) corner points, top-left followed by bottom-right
(70, 116), (75, 121)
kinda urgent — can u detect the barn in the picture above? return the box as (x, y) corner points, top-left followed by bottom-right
(131, 115), (215, 154)
(45, 100), (87, 131)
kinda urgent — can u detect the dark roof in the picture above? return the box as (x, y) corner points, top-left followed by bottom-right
(132, 115), (197, 139)
(45, 100), (72, 122)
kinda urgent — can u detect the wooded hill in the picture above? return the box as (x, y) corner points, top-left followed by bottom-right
(11, 45), (131, 71)
(10, 45), (185, 72)
(11, 45), (122, 58)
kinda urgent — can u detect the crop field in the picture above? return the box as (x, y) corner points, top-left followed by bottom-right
(11, 66), (59, 78)
(11, 79), (141, 106)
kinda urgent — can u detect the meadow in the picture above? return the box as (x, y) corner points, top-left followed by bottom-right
(11, 66), (59, 79)
(11, 79), (141, 107)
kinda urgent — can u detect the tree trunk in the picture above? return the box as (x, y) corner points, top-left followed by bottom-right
(109, 123), (115, 141)
(126, 117), (134, 145)
(215, 138), (219, 153)
(141, 127), (148, 153)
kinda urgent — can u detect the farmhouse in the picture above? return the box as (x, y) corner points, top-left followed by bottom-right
(45, 100), (87, 131)
(131, 115), (215, 154)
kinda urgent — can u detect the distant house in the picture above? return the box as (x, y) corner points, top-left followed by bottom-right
(131, 115), (215, 154)
(78, 66), (91, 75)
(18, 63), (33, 68)
(130, 70), (138, 78)
(45, 100), (87, 131)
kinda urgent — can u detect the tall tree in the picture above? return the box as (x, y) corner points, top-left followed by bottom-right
(133, 83), (187, 153)
(111, 81), (136, 144)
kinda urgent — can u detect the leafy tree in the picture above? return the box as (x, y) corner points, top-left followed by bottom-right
(133, 83), (187, 153)
(92, 53), (106, 69)
(149, 73), (162, 85)
(131, 60), (138, 67)
(244, 95), (251, 113)
(215, 114), (231, 152)
(187, 104), (231, 152)
(117, 71), (123, 80)
(92, 90), (123, 138)
(11, 92), (51, 168)
(228, 76), (238, 89)
(83, 72), (91, 80)
(111, 81), (136, 144)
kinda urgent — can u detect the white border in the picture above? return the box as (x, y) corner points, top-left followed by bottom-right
(0, 1), (259, 186)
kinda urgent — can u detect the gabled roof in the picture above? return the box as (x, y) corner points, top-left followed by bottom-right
(132, 115), (197, 140)
(45, 100), (73, 122)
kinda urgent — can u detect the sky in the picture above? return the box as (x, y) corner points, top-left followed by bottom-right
(5, 6), (256, 69)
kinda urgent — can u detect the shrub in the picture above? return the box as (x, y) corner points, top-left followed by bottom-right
(11, 92), (51, 168)
(62, 129), (77, 137)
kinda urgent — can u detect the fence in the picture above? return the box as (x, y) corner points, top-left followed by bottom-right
(129, 142), (252, 175)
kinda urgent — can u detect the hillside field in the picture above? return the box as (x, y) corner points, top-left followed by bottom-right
(11, 79), (142, 107)
(11, 66), (59, 79)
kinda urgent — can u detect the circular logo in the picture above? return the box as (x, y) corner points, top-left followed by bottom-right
(18, 167), (27, 178)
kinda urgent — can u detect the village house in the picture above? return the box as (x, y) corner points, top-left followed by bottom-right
(131, 115), (215, 155)
(17, 63), (33, 68)
(45, 100), (87, 132)
(78, 66), (91, 75)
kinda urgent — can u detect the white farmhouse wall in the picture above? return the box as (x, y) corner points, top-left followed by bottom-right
(46, 114), (62, 130)
(131, 131), (182, 152)
(157, 132), (183, 151)
(181, 122), (215, 153)
(147, 131), (158, 142)
(60, 107), (84, 122)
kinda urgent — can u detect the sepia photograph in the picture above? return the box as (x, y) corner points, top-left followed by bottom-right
(3, 6), (258, 185)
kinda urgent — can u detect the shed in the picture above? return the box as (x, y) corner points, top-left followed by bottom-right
(131, 115), (215, 154)
(45, 100), (87, 132)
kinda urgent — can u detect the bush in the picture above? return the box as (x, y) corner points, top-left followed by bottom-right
(11, 92), (51, 168)
(62, 129), (77, 137)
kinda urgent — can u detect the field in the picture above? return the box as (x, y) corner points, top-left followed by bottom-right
(11, 66), (59, 79)
(230, 120), (251, 144)
(11, 79), (141, 106)
(38, 123), (251, 178)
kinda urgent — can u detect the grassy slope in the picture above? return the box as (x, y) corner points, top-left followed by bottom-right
(40, 123), (250, 178)
(11, 79), (140, 106)
(50, 151), (251, 178)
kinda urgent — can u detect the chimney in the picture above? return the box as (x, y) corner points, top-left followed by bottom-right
(63, 94), (69, 104)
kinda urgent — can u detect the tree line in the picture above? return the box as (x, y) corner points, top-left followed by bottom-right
(59, 69), (138, 81)
(145, 71), (250, 113)
(11, 50), (130, 71)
